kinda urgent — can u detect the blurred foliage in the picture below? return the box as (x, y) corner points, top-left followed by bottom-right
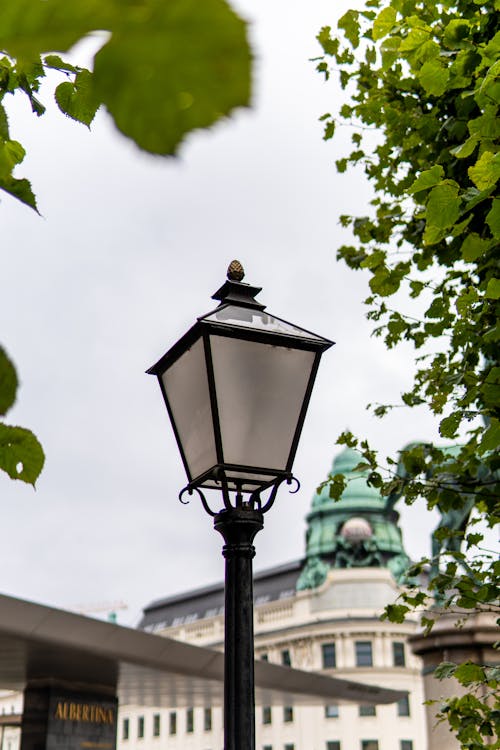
(0, 0), (250, 485)
(0, 0), (251, 210)
(315, 0), (499, 745)
(0, 347), (44, 485)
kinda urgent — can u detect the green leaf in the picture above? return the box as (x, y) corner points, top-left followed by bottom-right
(418, 60), (450, 96)
(384, 603), (410, 623)
(443, 19), (470, 49)
(468, 152), (500, 191)
(43, 54), (77, 73)
(93, 0), (251, 155)
(460, 233), (490, 262)
(0, 176), (38, 211)
(338, 10), (360, 48)
(486, 198), (500, 237)
(372, 6), (397, 41)
(0, 0), (112, 58)
(485, 278), (500, 299)
(454, 663), (486, 686)
(0, 423), (45, 486)
(0, 105), (9, 140)
(0, 139), (26, 179)
(55, 69), (100, 127)
(439, 412), (462, 438)
(435, 662), (457, 680)
(0, 348), (18, 416)
(425, 181), (460, 231)
(408, 165), (444, 194)
(478, 420), (500, 454)
(450, 136), (478, 159)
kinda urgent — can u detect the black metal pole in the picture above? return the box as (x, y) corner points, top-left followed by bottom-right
(214, 507), (264, 750)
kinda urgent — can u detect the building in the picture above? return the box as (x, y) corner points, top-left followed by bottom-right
(119, 448), (428, 750)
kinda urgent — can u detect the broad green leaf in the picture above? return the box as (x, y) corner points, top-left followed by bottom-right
(435, 662), (457, 680)
(384, 603), (410, 623)
(43, 54), (77, 73)
(0, 348), (17, 416)
(408, 165), (444, 194)
(372, 6), (396, 41)
(450, 137), (478, 159)
(479, 419), (500, 454)
(55, 69), (100, 127)
(426, 182), (460, 229)
(460, 233), (490, 262)
(0, 105), (9, 140)
(454, 663), (486, 686)
(0, 139), (26, 179)
(0, 0), (113, 58)
(486, 198), (500, 237)
(468, 151), (500, 191)
(418, 60), (449, 96)
(338, 10), (360, 47)
(443, 19), (470, 49)
(93, 0), (251, 155)
(485, 278), (500, 299)
(0, 175), (38, 211)
(439, 412), (462, 438)
(400, 27), (430, 52)
(0, 423), (45, 486)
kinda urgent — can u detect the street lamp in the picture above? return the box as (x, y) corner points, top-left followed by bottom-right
(147, 261), (333, 750)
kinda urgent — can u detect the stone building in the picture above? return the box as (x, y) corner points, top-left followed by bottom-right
(118, 448), (428, 750)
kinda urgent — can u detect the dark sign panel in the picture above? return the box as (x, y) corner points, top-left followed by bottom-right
(22, 688), (117, 750)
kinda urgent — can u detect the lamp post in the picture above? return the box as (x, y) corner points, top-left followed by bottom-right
(147, 261), (333, 750)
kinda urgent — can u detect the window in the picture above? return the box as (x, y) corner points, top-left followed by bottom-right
(355, 641), (373, 667)
(284, 745), (295, 750)
(263, 746), (273, 750)
(281, 649), (291, 667)
(204, 708), (212, 731)
(169, 712), (177, 735)
(153, 714), (161, 737)
(122, 718), (129, 740)
(401, 741), (413, 750)
(186, 708), (194, 733)
(322, 643), (336, 669)
(361, 741), (379, 750)
(283, 706), (294, 723)
(393, 642), (406, 667)
(397, 696), (410, 717)
(262, 707), (272, 725)
(327, 743), (341, 750)
(325, 705), (339, 719)
(137, 716), (144, 739)
(359, 705), (376, 717)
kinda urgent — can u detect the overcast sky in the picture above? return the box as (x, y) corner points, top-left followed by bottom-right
(1, 0), (443, 625)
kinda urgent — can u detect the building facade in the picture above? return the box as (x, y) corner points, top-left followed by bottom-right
(118, 448), (428, 750)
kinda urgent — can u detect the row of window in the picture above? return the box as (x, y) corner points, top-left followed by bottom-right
(122, 708), (212, 740)
(324, 697), (410, 719)
(122, 695), (411, 740)
(321, 641), (405, 670)
(262, 696), (411, 726)
(262, 743), (413, 750)
(265, 641), (406, 670)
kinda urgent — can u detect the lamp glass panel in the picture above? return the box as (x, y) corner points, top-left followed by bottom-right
(204, 305), (326, 342)
(161, 338), (217, 480)
(210, 335), (315, 471)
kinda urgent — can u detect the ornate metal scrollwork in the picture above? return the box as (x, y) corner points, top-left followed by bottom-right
(179, 472), (300, 518)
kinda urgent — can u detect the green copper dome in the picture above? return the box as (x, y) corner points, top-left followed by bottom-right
(297, 447), (411, 590)
(312, 447), (386, 512)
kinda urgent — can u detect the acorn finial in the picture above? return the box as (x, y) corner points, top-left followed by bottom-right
(227, 259), (245, 282)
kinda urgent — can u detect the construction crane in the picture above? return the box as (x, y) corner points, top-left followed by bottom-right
(73, 601), (128, 623)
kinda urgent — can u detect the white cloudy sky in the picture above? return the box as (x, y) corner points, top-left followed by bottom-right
(1, 0), (443, 626)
